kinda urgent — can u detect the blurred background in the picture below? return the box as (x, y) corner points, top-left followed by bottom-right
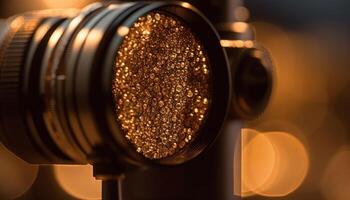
(1, 0), (350, 199)
(243, 0), (350, 199)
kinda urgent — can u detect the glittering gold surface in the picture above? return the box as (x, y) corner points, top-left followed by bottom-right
(112, 12), (211, 159)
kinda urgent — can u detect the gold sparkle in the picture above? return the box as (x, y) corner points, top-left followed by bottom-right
(112, 12), (211, 159)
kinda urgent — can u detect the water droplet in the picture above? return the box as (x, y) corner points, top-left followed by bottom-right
(203, 98), (208, 104)
(203, 68), (208, 74)
(172, 115), (177, 122)
(176, 103), (182, 109)
(143, 30), (150, 35)
(176, 85), (182, 92)
(187, 90), (193, 97)
(155, 13), (161, 20)
(188, 135), (192, 140)
(146, 15), (152, 23)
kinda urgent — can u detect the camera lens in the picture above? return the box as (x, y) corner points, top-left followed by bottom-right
(0, 2), (230, 166)
(113, 12), (212, 159)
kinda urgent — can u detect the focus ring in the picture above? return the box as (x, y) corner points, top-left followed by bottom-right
(0, 16), (42, 104)
(0, 15), (49, 162)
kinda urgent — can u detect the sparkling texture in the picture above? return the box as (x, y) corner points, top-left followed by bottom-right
(112, 12), (211, 159)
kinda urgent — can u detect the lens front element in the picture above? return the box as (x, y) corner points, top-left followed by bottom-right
(113, 12), (212, 159)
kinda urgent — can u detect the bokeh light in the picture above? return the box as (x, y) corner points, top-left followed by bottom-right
(321, 147), (350, 200)
(241, 128), (276, 197)
(258, 132), (309, 196)
(54, 165), (101, 200)
(241, 129), (309, 197)
(0, 144), (39, 199)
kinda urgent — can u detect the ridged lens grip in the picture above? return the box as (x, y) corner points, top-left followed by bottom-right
(0, 15), (47, 162)
(0, 11), (79, 163)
